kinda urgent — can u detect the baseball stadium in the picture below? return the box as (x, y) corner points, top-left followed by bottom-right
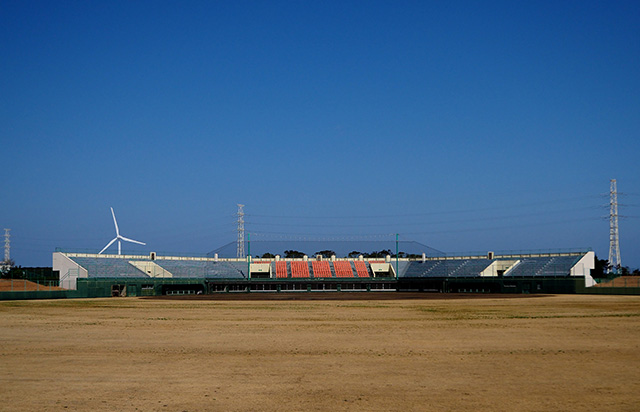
(52, 239), (596, 297)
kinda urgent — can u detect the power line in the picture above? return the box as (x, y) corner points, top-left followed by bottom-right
(248, 216), (603, 238)
(244, 195), (602, 220)
(245, 205), (602, 229)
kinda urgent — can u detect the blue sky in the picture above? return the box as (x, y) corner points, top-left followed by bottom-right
(1, 1), (639, 268)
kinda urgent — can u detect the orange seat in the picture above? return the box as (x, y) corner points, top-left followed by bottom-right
(276, 261), (288, 278)
(311, 261), (332, 278)
(291, 261), (310, 278)
(333, 261), (354, 277)
(354, 261), (370, 277)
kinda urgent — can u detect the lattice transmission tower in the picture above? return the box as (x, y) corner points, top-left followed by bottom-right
(3, 228), (10, 264)
(236, 204), (245, 258)
(608, 179), (621, 273)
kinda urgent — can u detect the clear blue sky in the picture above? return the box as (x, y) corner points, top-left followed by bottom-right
(1, 1), (639, 268)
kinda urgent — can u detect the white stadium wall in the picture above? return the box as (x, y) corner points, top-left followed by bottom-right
(570, 250), (596, 287)
(53, 252), (87, 290)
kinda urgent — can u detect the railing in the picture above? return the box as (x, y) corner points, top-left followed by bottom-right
(438, 248), (591, 258)
(58, 268), (80, 289)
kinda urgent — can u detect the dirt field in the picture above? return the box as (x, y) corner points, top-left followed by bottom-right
(0, 279), (62, 291)
(594, 276), (640, 288)
(1, 294), (639, 411)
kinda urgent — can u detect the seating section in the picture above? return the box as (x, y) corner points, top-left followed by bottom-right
(154, 260), (207, 277)
(334, 261), (354, 278)
(209, 261), (247, 279)
(354, 261), (370, 277)
(353, 260), (371, 278)
(449, 259), (492, 277)
(424, 260), (467, 277)
(312, 261), (332, 278)
(402, 261), (441, 277)
(69, 253), (583, 280)
(72, 257), (146, 278)
(506, 256), (579, 277)
(276, 261), (288, 278)
(403, 260), (487, 277)
(291, 261), (310, 278)
(70, 256), (248, 279)
(157, 260), (246, 279)
(403, 256), (581, 278)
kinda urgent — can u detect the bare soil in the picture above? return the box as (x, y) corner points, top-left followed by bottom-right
(146, 292), (548, 301)
(0, 294), (639, 411)
(0, 279), (63, 291)
(594, 276), (640, 288)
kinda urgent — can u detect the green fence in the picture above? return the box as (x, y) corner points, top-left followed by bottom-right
(74, 278), (207, 298)
(578, 286), (640, 295)
(0, 290), (68, 300)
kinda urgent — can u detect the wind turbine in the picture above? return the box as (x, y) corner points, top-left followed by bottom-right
(99, 207), (146, 255)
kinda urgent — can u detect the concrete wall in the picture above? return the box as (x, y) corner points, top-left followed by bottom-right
(53, 252), (87, 290)
(571, 251), (596, 287)
(481, 260), (519, 277)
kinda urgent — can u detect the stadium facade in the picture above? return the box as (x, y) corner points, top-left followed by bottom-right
(53, 249), (595, 297)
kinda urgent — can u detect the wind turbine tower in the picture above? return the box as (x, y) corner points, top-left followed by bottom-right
(237, 204), (245, 258)
(608, 179), (621, 273)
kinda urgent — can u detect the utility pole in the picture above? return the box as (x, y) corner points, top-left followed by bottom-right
(237, 204), (245, 258)
(395, 233), (399, 280)
(608, 179), (621, 273)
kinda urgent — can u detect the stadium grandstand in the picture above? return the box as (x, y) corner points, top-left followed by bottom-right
(52, 240), (596, 297)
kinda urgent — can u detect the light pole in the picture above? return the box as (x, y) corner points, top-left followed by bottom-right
(395, 233), (399, 280)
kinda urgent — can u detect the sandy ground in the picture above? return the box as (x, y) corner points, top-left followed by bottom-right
(0, 294), (639, 412)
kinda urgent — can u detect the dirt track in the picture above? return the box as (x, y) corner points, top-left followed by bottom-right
(1, 295), (639, 411)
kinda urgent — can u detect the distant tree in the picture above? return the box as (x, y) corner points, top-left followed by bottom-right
(261, 253), (275, 259)
(284, 250), (305, 259)
(0, 258), (15, 278)
(632, 269), (640, 276)
(364, 250), (392, 258)
(314, 250), (336, 259)
(620, 266), (630, 276)
(591, 256), (610, 278)
(2, 265), (25, 280)
(348, 251), (361, 259)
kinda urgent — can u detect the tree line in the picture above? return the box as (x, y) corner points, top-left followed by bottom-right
(257, 250), (422, 259)
(0, 265), (59, 282)
(592, 256), (640, 278)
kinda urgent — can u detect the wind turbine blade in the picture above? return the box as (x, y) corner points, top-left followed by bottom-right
(120, 236), (146, 246)
(99, 237), (117, 254)
(111, 207), (120, 236)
